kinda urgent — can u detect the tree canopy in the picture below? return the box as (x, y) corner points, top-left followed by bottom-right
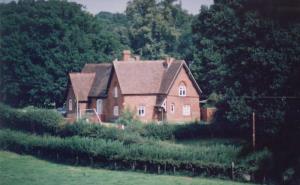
(191, 0), (300, 183)
(125, 0), (194, 60)
(0, 0), (125, 107)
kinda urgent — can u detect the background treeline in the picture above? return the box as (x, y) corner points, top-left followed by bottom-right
(0, 0), (194, 107)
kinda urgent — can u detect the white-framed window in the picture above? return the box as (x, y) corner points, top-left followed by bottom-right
(170, 103), (175, 113)
(179, 83), (186, 96)
(182, 105), (191, 116)
(96, 99), (103, 114)
(68, 99), (72, 111)
(114, 86), (118, 98)
(137, 106), (146, 116)
(113, 106), (119, 116)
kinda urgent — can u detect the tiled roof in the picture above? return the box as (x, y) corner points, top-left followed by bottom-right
(69, 73), (96, 101)
(68, 59), (202, 101)
(81, 63), (112, 97)
(113, 60), (184, 94)
(159, 60), (183, 93)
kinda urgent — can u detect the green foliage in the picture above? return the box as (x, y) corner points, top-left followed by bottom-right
(96, 12), (130, 48)
(191, 2), (300, 183)
(239, 148), (272, 172)
(0, 151), (253, 185)
(0, 103), (64, 134)
(125, 0), (194, 60)
(0, 128), (248, 179)
(206, 92), (221, 107)
(142, 123), (176, 140)
(191, 0), (300, 137)
(0, 0), (126, 107)
(116, 107), (141, 126)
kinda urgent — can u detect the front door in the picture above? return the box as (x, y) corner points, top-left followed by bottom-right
(155, 107), (166, 122)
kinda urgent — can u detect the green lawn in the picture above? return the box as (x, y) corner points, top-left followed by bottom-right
(0, 151), (254, 185)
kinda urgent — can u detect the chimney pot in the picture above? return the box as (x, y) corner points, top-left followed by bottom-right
(164, 57), (174, 68)
(123, 50), (131, 61)
(135, 55), (140, 61)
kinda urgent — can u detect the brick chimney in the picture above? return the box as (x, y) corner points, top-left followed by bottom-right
(122, 50), (132, 61)
(135, 55), (140, 61)
(163, 57), (174, 68)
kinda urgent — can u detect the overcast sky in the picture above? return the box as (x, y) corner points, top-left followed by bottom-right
(0, 0), (214, 15)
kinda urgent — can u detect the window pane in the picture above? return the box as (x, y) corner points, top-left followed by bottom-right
(96, 99), (102, 114)
(138, 106), (145, 116)
(171, 104), (175, 113)
(114, 86), (118, 98)
(179, 84), (186, 96)
(182, 105), (191, 116)
(113, 106), (119, 116)
(69, 99), (72, 111)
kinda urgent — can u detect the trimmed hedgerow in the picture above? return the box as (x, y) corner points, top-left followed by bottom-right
(142, 123), (176, 140)
(0, 103), (241, 143)
(0, 103), (64, 134)
(0, 129), (252, 180)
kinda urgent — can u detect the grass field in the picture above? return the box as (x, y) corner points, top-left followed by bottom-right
(0, 151), (255, 185)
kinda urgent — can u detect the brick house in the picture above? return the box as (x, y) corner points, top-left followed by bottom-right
(66, 50), (202, 123)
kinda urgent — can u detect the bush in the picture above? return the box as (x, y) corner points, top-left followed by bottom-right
(0, 128), (250, 180)
(0, 103), (64, 134)
(142, 123), (176, 140)
(116, 108), (141, 126)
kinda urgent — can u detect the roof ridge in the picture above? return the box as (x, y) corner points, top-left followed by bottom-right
(84, 63), (112, 67)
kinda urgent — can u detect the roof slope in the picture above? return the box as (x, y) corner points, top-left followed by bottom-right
(113, 60), (190, 95)
(68, 60), (202, 100)
(159, 60), (183, 93)
(69, 73), (95, 101)
(113, 60), (165, 94)
(82, 63), (112, 97)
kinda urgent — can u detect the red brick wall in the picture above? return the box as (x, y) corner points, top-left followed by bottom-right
(66, 64), (201, 123)
(166, 67), (201, 123)
(66, 85), (76, 118)
(66, 85), (88, 121)
(88, 98), (105, 120)
(123, 95), (158, 123)
(105, 71), (124, 121)
(201, 107), (216, 122)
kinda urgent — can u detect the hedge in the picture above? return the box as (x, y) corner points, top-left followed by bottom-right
(0, 129), (253, 180)
(0, 103), (63, 134)
(0, 103), (241, 144)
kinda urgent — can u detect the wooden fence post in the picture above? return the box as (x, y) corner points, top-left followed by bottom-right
(252, 112), (256, 151)
(231, 162), (235, 180)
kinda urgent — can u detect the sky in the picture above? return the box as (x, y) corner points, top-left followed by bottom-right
(0, 0), (214, 15)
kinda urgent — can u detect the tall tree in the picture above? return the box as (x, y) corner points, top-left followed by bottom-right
(191, 0), (300, 183)
(191, 0), (300, 125)
(0, 0), (125, 107)
(125, 0), (193, 60)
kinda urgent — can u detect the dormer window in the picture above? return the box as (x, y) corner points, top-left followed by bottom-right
(179, 83), (186, 96)
(114, 86), (118, 98)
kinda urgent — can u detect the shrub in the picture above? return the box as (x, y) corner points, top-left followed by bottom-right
(142, 123), (175, 140)
(116, 108), (141, 126)
(0, 128), (250, 180)
(0, 103), (64, 134)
